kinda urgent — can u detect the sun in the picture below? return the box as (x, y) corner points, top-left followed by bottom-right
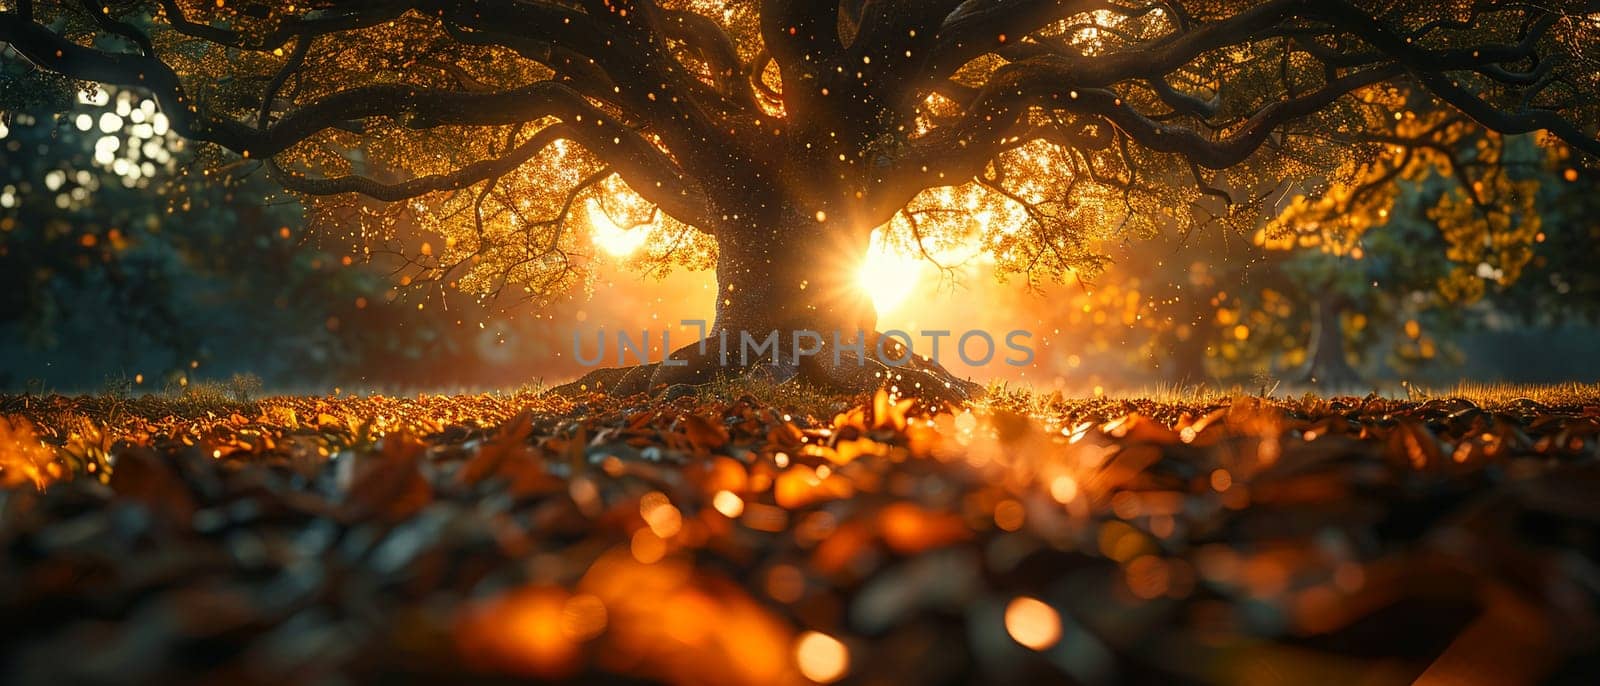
(858, 230), (923, 314)
(587, 199), (650, 257)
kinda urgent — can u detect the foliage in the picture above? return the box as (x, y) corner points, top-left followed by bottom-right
(690, 372), (851, 418)
(1031, 116), (1599, 386)
(0, 83), (570, 389)
(0, 83), (334, 383)
(2, 0), (1596, 323)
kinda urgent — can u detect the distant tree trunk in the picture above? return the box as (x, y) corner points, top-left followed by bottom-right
(1297, 293), (1362, 389)
(1168, 330), (1210, 386)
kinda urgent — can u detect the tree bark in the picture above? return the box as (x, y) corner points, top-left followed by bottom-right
(565, 207), (979, 402)
(1297, 293), (1363, 389)
(1167, 330), (1210, 386)
(709, 212), (876, 340)
(646, 210), (872, 384)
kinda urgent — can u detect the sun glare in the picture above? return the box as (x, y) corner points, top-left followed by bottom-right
(858, 230), (923, 314)
(587, 199), (650, 257)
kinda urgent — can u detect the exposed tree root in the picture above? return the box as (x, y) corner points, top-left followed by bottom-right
(551, 333), (982, 406)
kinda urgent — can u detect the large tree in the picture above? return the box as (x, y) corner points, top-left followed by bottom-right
(3, 0), (1598, 398)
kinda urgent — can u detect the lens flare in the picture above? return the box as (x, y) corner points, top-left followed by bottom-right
(587, 198), (650, 257)
(857, 230), (922, 314)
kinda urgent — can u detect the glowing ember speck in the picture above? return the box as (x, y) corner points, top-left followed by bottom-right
(1004, 596), (1062, 650)
(631, 528), (666, 563)
(713, 489), (745, 518)
(1210, 469), (1232, 492)
(794, 631), (849, 683)
(1050, 475), (1079, 503)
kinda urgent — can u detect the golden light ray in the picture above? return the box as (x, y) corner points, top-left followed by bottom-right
(586, 198), (651, 258)
(858, 229), (924, 315)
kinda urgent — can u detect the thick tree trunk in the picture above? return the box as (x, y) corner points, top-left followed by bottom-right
(647, 212), (873, 385)
(567, 208), (979, 403)
(709, 214), (877, 339)
(1297, 293), (1362, 389)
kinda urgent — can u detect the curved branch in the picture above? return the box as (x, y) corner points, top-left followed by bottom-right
(1301, 1), (1600, 156)
(661, 9), (759, 108)
(75, 0), (153, 56)
(258, 36), (312, 130)
(1145, 76), (1218, 119)
(758, 0), (845, 120)
(156, 0), (413, 50)
(1077, 64), (1405, 168)
(445, 0), (771, 185)
(268, 125), (572, 200)
(276, 117), (711, 229)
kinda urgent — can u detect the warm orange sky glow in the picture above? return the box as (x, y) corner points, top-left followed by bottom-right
(586, 198), (651, 258)
(858, 230), (924, 315)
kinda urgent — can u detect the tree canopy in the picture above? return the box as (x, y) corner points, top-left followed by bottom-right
(5, 0), (1598, 303)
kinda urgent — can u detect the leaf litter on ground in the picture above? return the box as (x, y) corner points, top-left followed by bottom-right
(1, 385), (1599, 684)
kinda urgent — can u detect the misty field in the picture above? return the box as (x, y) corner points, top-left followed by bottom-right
(2, 384), (1599, 685)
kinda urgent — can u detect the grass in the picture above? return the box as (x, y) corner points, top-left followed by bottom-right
(981, 379), (1600, 416)
(689, 373), (858, 418)
(1403, 380), (1600, 406)
(3, 379), (1596, 491)
(6, 379), (1597, 444)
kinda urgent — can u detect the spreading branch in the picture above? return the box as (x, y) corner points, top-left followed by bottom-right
(1, 0), (1595, 282)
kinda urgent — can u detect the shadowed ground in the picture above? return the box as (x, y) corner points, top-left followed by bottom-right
(1, 384), (1598, 685)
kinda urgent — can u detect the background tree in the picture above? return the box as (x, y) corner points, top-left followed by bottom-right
(0, 79), (544, 391)
(1029, 121), (1600, 391)
(0, 82), (308, 387)
(1488, 148), (1600, 322)
(1249, 111), (1600, 386)
(3, 0), (1598, 397)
